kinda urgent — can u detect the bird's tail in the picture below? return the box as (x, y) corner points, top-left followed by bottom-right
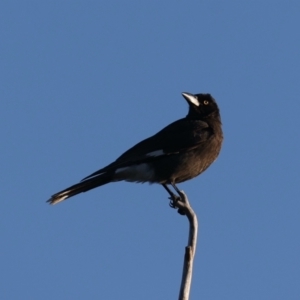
(47, 173), (112, 205)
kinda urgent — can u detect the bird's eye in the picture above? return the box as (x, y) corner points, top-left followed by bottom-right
(203, 100), (209, 105)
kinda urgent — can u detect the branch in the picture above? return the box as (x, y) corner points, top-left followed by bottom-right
(174, 191), (198, 300)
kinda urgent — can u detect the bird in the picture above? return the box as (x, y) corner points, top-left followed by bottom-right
(47, 92), (223, 210)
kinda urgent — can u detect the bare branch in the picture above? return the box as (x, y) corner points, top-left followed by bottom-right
(174, 191), (198, 300)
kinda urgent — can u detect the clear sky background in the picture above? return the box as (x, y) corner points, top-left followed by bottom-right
(1, 1), (299, 299)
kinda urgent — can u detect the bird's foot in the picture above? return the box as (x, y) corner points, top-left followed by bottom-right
(168, 192), (186, 215)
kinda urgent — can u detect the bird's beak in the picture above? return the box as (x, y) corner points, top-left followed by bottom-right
(182, 92), (200, 107)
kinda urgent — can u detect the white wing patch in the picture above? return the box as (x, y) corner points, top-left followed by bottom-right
(115, 163), (154, 183)
(146, 150), (165, 157)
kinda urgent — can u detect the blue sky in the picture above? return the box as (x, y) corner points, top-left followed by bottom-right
(1, 1), (300, 299)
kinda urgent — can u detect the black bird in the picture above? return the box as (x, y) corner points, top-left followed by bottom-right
(47, 92), (223, 207)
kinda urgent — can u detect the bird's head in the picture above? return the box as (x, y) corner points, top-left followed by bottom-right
(182, 92), (220, 120)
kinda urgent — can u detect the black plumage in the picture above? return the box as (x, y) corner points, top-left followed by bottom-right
(47, 92), (223, 205)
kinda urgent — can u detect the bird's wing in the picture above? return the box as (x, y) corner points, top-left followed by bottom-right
(81, 119), (212, 181)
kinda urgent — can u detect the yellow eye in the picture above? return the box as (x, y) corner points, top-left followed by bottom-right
(203, 100), (209, 105)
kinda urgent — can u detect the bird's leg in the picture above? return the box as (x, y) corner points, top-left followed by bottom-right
(162, 184), (180, 203)
(170, 183), (187, 215)
(171, 183), (183, 197)
(162, 184), (186, 215)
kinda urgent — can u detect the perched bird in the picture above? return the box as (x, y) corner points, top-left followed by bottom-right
(47, 92), (223, 208)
